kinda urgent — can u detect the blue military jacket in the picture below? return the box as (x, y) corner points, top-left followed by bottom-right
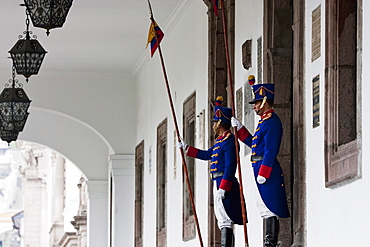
(237, 109), (290, 218)
(187, 130), (245, 225)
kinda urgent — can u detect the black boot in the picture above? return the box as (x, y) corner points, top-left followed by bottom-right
(221, 227), (234, 247)
(264, 216), (279, 247)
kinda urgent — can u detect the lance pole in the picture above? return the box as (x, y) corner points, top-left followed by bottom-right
(147, 2), (204, 247)
(157, 44), (204, 247)
(220, 1), (249, 246)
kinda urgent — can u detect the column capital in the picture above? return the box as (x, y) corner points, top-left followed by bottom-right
(86, 180), (108, 199)
(110, 154), (134, 161)
(109, 154), (134, 176)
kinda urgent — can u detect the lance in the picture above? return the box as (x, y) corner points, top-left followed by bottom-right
(147, 1), (204, 246)
(219, 0), (249, 246)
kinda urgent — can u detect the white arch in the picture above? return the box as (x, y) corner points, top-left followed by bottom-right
(18, 107), (114, 180)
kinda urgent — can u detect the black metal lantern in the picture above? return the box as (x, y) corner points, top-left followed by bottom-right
(0, 129), (20, 144)
(0, 66), (31, 144)
(23, 0), (74, 36)
(9, 10), (47, 83)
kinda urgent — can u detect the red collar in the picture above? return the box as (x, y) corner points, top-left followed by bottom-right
(217, 130), (231, 140)
(260, 109), (274, 119)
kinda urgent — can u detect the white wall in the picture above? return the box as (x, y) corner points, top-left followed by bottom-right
(19, 108), (111, 180)
(136, 1), (269, 246)
(135, 1), (209, 246)
(234, 1), (265, 246)
(305, 1), (370, 246)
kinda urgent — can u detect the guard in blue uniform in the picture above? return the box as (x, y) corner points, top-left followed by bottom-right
(178, 96), (246, 247)
(231, 80), (290, 247)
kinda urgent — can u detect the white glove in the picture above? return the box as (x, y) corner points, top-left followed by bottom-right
(177, 137), (188, 150)
(257, 175), (267, 184)
(218, 188), (226, 199)
(231, 117), (243, 131)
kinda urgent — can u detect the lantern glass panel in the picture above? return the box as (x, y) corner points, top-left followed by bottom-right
(2, 102), (29, 119)
(1, 119), (27, 132)
(24, 0), (74, 32)
(9, 39), (47, 77)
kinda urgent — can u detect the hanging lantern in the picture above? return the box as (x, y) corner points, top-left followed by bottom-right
(23, 0), (74, 36)
(0, 129), (20, 144)
(9, 10), (47, 82)
(0, 66), (31, 144)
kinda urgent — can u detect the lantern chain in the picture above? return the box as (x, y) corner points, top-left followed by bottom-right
(5, 66), (22, 89)
(19, 8), (37, 41)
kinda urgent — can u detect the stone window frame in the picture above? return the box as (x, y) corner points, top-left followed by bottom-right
(324, 0), (362, 187)
(156, 119), (167, 247)
(134, 141), (144, 247)
(182, 92), (196, 241)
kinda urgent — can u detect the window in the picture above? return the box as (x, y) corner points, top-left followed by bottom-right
(135, 141), (144, 247)
(325, 0), (362, 187)
(156, 119), (167, 247)
(182, 93), (196, 241)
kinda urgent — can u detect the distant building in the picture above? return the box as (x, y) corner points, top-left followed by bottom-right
(2, 142), (87, 247)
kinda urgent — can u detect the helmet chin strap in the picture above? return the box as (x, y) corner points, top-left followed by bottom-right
(213, 119), (222, 135)
(256, 96), (267, 115)
(260, 96), (267, 109)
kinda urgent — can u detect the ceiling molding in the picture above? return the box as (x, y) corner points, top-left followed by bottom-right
(131, 0), (192, 77)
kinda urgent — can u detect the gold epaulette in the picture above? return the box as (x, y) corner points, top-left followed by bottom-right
(262, 112), (272, 120)
(221, 133), (231, 142)
(215, 133), (231, 144)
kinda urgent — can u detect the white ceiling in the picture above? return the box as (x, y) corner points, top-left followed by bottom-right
(0, 0), (180, 78)
(0, 0), (196, 155)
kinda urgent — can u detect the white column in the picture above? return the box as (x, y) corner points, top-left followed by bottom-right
(50, 153), (65, 247)
(109, 154), (135, 247)
(87, 180), (108, 247)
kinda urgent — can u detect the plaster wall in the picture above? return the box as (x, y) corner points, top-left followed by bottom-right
(19, 71), (136, 155)
(19, 108), (110, 180)
(16, 59), (137, 181)
(135, 0), (268, 246)
(135, 1), (209, 246)
(14, 47), (139, 181)
(234, 1), (266, 246)
(305, 1), (370, 246)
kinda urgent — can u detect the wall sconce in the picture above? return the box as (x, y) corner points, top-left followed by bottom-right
(9, 9), (47, 83)
(23, 0), (74, 36)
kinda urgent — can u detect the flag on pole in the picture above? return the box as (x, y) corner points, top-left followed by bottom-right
(213, 0), (221, 16)
(146, 20), (164, 57)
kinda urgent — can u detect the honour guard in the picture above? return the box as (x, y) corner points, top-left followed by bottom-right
(178, 96), (246, 247)
(231, 79), (290, 247)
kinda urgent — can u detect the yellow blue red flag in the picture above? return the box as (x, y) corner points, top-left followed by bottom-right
(146, 20), (164, 57)
(213, 0), (221, 16)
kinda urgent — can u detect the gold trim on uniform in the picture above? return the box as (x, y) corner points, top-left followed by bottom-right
(211, 160), (218, 164)
(211, 153), (219, 157)
(213, 146), (221, 151)
(215, 133), (231, 144)
(252, 136), (258, 140)
(210, 168), (217, 172)
(262, 112), (272, 120)
(252, 144), (257, 148)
